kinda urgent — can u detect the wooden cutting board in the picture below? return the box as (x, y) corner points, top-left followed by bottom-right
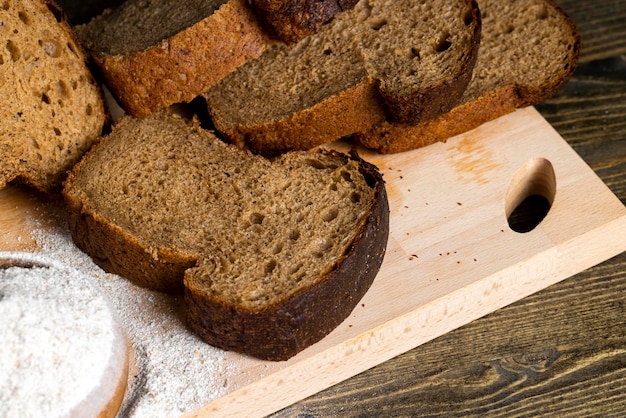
(2, 107), (625, 417)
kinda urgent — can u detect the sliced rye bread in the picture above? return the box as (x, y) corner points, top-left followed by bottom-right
(75, 0), (358, 118)
(75, 0), (273, 117)
(249, 0), (359, 43)
(203, 0), (481, 157)
(62, 111), (389, 361)
(353, 0), (582, 154)
(1, 0), (107, 192)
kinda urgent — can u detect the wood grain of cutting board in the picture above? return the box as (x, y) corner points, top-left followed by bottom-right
(1, 107), (625, 417)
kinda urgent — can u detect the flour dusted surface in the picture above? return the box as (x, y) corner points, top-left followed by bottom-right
(29, 215), (236, 418)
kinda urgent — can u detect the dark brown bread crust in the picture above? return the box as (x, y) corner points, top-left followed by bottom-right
(184, 152), (389, 361)
(64, 196), (197, 294)
(249, 0), (359, 43)
(85, 0), (273, 117)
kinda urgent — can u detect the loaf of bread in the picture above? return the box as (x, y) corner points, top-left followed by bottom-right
(204, 0), (481, 156)
(353, 0), (582, 153)
(0, 0), (107, 192)
(63, 111), (389, 360)
(250, 0), (359, 43)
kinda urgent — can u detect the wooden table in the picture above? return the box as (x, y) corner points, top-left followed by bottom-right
(268, 1), (626, 416)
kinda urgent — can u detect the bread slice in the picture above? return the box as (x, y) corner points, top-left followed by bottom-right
(0, 0), (107, 192)
(75, 0), (274, 117)
(353, 0), (582, 154)
(63, 111), (389, 361)
(250, 0), (359, 43)
(204, 0), (481, 156)
(75, 0), (357, 118)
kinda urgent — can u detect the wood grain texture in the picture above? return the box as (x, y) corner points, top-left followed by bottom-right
(270, 0), (626, 416)
(554, 0), (626, 63)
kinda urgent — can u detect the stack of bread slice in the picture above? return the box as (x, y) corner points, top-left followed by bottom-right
(353, 0), (582, 153)
(2, 0), (581, 361)
(202, 0), (580, 155)
(74, 0), (580, 155)
(74, 0), (362, 117)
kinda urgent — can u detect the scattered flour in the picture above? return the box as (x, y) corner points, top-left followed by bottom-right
(25, 208), (236, 417)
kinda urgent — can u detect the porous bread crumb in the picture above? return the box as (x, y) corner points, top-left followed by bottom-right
(0, 0), (106, 191)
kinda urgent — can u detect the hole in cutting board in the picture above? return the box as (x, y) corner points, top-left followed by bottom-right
(505, 157), (556, 233)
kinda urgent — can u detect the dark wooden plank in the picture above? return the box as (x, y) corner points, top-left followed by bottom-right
(556, 0), (626, 62)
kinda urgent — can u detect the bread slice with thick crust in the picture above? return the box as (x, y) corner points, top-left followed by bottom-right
(204, 0), (481, 157)
(63, 111), (389, 361)
(75, 0), (358, 118)
(75, 0), (273, 118)
(353, 0), (582, 154)
(0, 0), (107, 192)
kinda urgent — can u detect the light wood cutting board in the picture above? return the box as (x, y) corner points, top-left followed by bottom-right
(1, 107), (625, 417)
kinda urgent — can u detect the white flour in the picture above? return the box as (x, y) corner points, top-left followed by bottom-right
(0, 258), (125, 418)
(27, 209), (236, 418)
